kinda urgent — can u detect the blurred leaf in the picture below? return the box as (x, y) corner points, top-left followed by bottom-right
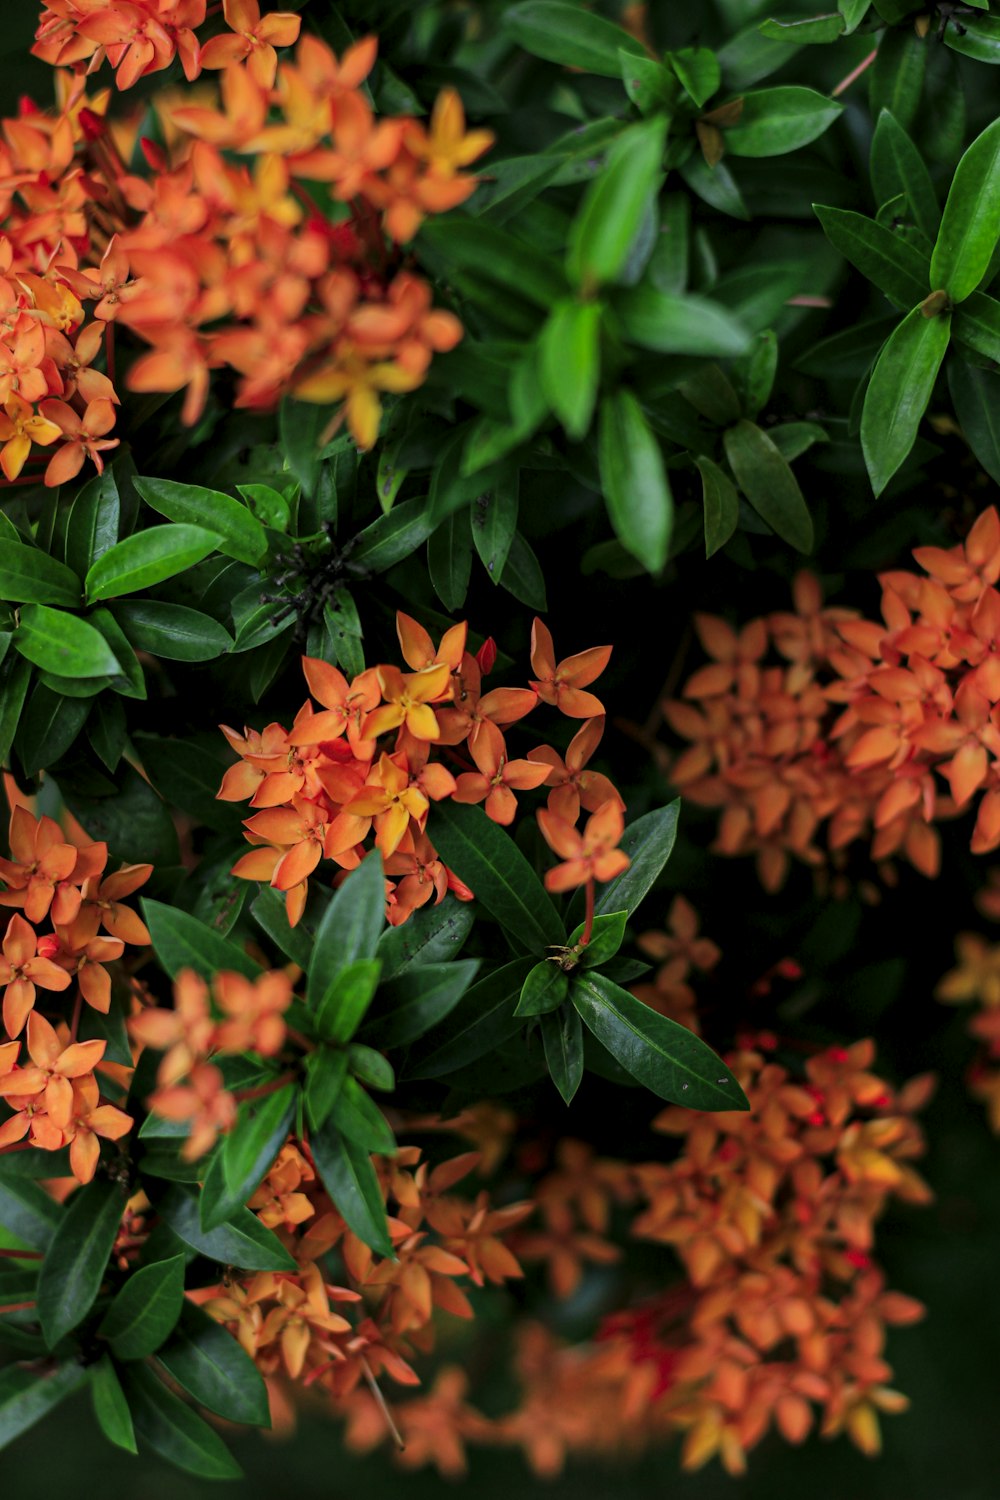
(567, 117), (667, 290)
(122, 1363), (241, 1480)
(759, 15), (845, 42)
(142, 899), (261, 981)
(428, 512), (473, 611)
(696, 455), (740, 559)
(65, 764), (180, 867)
(669, 46), (721, 105)
(614, 286), (750, 356)
(870, 25), (927, 133)
(949, 359), (1000, 486)
(0, 1365), (87, 1455)
(598, 389), (673, 572)
(503, 0), (645, 74)
(89, 1357), (137, 1454)
(723, 419), (814, 550)
(540, 299), (602, 438)
(725, 86), (842, 157)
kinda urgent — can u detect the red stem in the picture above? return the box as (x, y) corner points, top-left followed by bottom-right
(832, 48), (877, 98)
(0, 1300), (36, 1315)
(0, 1249), (43, 1261)
(233, 1070), (297, 1104)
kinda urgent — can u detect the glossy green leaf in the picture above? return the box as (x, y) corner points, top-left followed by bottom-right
(931, 118), (1000, 302)
(0, 541), (82, 607)
(376, 896), (475, 979)
(861, 305), (952, 495)
(953, 292), (1000, 363)
(503, 0), (645, 75)
(359, 960), (480, 1048)
(156, 1186), (296, 1271)
(429, 801), (563, 952)
(949, 359), (1000, 487)
(723, 419), (814, 551)
(310, 1120), (394, 1258)
(304, 1046), (349, 1130)
(14, 681), (89, 775)
(237, 482), (291, 531)
(99, 1254), (185, 1360)
(156, 1301), (270, 1427)
(725, 86), (841, 157)
(813, 205), (930, 307)
(613, 286), (750, 357)
(0, 654), (32, 769)
(13, 605), (120, 678)
(315, 958), (382, 1043)
(37, 1178), (125, 1346)
(205, 1084), (297, 1231)
(567, 117), (667, 290)
(579, 800), (681, 922)
(499, 530), (548, 610)
(89, 1356), (137, 1454)
(515, 961), (569, 1016)
(0, 1175), (61, 1250)
(0, 1364), (87, 1454)
(110, 600), (233, 661)
(67, 469), (120, 571)
(85, 525), (224, 602)
(620, 52), (676, 114)
(470, 470), (519, 584)
(402, 957), (535, 1078)
(566, 909), (628, 968)
(541, 1004), (585, 1103)
(122, 1362), (242, 1479)
(540, 300), (602, 438)
(838, 0), (871, 29)
(134, 477), (267, 566)
(871, 110), (939, 241)
(428, 512), (473, 612)
(251, 886), (314, 970)
(308, 854), (385, 1008)
(696, 455), (741, 558)
(945, 13), (1000, 63)
(759, 14), (845, 42)
(88, 608), (146, 699)
(571, 971), (749, 1109)
(331, 1075), (396, 1155)
(142, 898), (262, 981)
(680, 154), (750, 222)
(351, 499), (435, 573)
(598, 389), (673, 572)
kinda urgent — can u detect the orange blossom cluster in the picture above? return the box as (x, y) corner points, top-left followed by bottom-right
(935, 877), (1000, 1131)
(217, 613), (628, 927)
(665, 509), (1000, 890)
(0, 805), (148, 1180)
(2, 18), (491, 485)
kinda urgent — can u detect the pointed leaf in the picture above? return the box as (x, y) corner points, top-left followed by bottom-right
(156, 1185), (296, 1271)
(156, 1301), (270, 1427)
(122, 1362), (242, 1479)
(0, 541), (82, 607)
(861, 305), (951, 495)
(725, 86), (841, 157)
(814, 204), (930, 307)
(99, 1254), (185, 1360)
(308, 854), (385, 1007)
(358, 960), (480, 1048)
(89, 1356), (137, 1454)
(310, 1120), (394, 1258)
(502, 0), (645, 75)
(567, 117), (667, 290)
(85, 525), (224, 602)
(540, 300), (602, 439)
(134, 477), (267, 566)
(0, 1364), (86, 1454)
(931, 117), (1000, 302)
(696, 455), (740, 558)
(541, 1004), (585, 1103)
(949, 359), (1000, 487)
(376, 896), (474, 979)
(614, 287), (751, 357)
(315, 958), (382, 1043)
(515, 961), (568, 1017)
(723, 420), (814, 551)
(599, 389), (673, 572)
(141, 898), (262, 981)
(429, 802), (563, 952)
(110, 600), (233, 661)
(67, 469), (120, 571)
(331, 1076), (396, 1155)
(871, 110), (939, 241)
(402, 957), (535, 1078)
(38, 1178), (125, 1346)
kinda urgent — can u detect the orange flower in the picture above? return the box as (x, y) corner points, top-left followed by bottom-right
(452, 721), (551, 826)
(529, 618), (611, 719)
(0, 393), (61, 480)
(150, 1060), (237, 1161)
(0, 807), (79, 924)
(74, 860), (152, 945)
(0, 912), (72, 1037)
(65, 1072), (132, 1183)
(40, 395), (119, 484)
(213, 968), (293, 1055)
(199, 0), (301, 88)
(537, 800), (630, 893)
(364, 662), (452, 743)
(344, 753), (430, 856)
(528, 716), (623, 823)
(1, 1011), (106, 1130)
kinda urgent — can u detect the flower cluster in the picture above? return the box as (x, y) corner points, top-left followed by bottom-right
(219, 613), (629, 927)
(664, 510), (1000, 889)
(631, 895), (720, 1032)
(0, 806), (148, 1179)
(936, 907), (1000, 1130)
(197, 1137), (531, 1420)
(129, 965), (293, 1159)
(3, 22), (491, 485)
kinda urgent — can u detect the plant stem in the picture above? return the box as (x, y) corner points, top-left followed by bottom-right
(832, 48), (877, 98)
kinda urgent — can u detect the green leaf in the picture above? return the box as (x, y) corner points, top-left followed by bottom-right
(346, 1043), (394, 1092)
(599, 389), (673, 572)
(0, 654), (32, 769)
(420, 218), (568, 308)
(331, 1075), (396, 1155)
(315, 958), (382, 1043)
(13, 604), (120, 678)
(499, 530), (548, 610)
(358, 960), (480, 1048)
(134, 477), (267, 566)
(620, 52), (676, 114)
(14, 681), (88, 775)
(613, 286), (750, 357)
(813, 204), (930, 307)
(429, 802), (563, 952)
(723, 419), (814, 551)
(669, 45), (720, 106)
(89, 607), (146, 699)
(931, 118), (1000, 303)
(571, 971), (749, 1109)
(38, 1178), (125, 1347)
(541, 1004), (585, 1103)
(85, 525), (224, 602)
(279, 397), (325, 497)
(725, 86), (841, 157)
(237, 482), (291, 531)
(470, 471), (519, 584)
(133, 733), (234, 832)
(766, 421), (829, 461)
(99, 1254), (185, 1360)
(0, 1363), (87, 1454)
(949, 360), (1000, 487)
(204, 1084), (297, 1231)
(540, 300), (602, 439)
(502, 0), (645, 75)
(89, 1356), (137, 1454)
(351, 499), (435, 573)
(428, 513), (473, 612)
(696, 455), (740, 558)
(945, 13), (1000, 63)
(567, 116), (667, 291)
(515, 961), (569, 1017)
(63, 764), (180, 868)
(860, 305), (952, 495)
(588, 800), (680, 921)
(0, 541), (82, 607)
(156, 1185), (296, 1271)
(871, 110), (939, 242)
(759, 14), (845, 42)
(156, 1301), (270, 1427)
(376, 896), (474, 979)
(954, 292), (1000, 363)
(142, 898), (261, 981)
(122, 1362), (242, 1479)
(309, 1120), (394, 1258)
(110, 600), (233, 661)
(402, 958), (535, 1078)
(870, 24), (927, 134)
(308, 854), (385, 1009)
(567, 909), (628, 968)
(838, 0), (871, 29)
(304, 1047), (349, 1130)
(734, 328), (779, 418)
(67, 469), (120, 571)
(0, 1176), (62, 1250)
(251, 886), (314, 969)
